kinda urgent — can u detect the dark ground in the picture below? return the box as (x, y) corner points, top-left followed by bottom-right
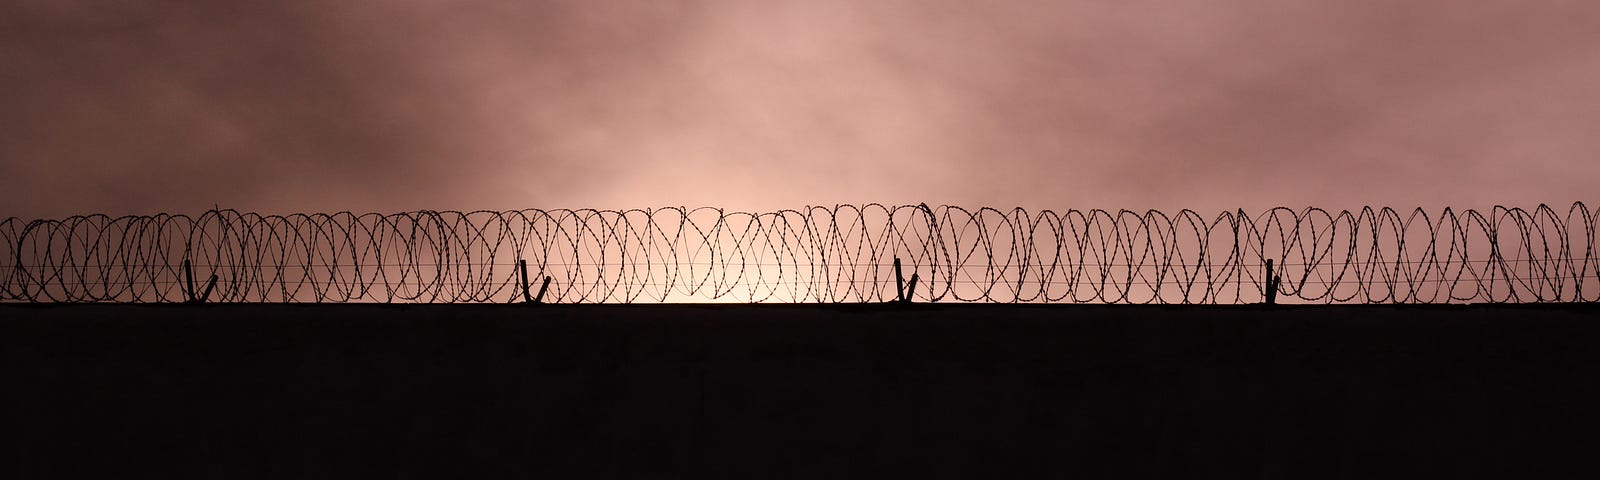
(5, 303), (1600, 478)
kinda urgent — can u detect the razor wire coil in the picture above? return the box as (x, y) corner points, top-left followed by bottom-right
(2, 203), (1595, 304)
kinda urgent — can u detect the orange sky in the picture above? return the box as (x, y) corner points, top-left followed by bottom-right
(3, 0), (1597, 218)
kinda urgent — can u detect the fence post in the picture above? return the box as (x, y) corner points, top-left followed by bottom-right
(894, 257), (917, 304)
(183, 259), (217, 304)
(535, 276), (552, 304)
(1265, 259), (1281, 305)
(519, 259), (533, 303)
(894, 257), (906, 303)
(518, 259), (552, 304)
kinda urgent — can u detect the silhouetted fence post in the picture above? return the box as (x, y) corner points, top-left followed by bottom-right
(1265, 259), (1281, 305)
(518, 259), (552, 304)
(894, 257), (918, 304)
(535, 276), (551, 304)
(182, 259), (217, 304)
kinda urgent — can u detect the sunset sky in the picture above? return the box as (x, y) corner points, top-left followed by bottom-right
(3, 0), (1597, 218)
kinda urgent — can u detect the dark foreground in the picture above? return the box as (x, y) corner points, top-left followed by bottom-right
(5, 303), (1600, 478)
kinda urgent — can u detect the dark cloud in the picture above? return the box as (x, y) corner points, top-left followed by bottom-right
(2, 0), (1597, 217)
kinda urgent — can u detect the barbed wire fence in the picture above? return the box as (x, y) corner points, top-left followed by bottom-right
(2, 203), (1595, 304)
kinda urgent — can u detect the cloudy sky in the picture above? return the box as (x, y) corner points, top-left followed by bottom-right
(3, 0), (1597, 217)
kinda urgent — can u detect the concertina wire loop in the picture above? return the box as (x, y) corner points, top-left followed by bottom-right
(2, 203), (1595, 304)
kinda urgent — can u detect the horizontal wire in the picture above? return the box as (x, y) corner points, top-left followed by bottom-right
(1, 258), (1586, 269)
(24, 273), (1600, 287)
